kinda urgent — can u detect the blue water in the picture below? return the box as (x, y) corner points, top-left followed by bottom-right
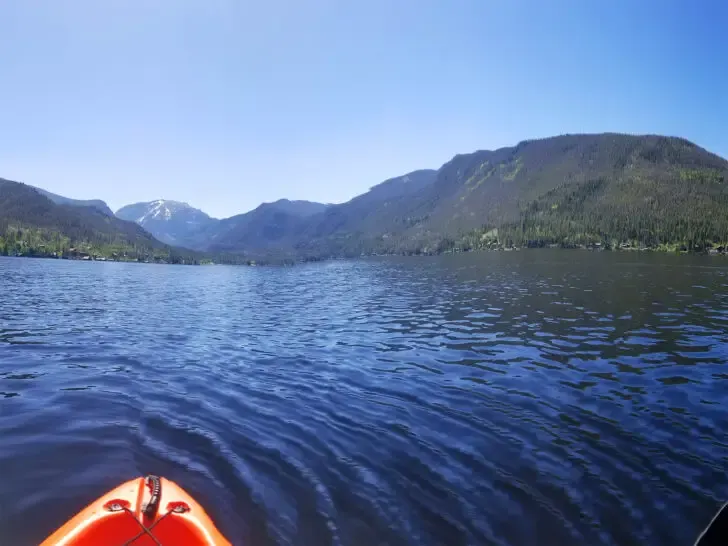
(1, 251), (727, 545)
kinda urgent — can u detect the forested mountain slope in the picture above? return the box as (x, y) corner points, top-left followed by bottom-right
(206, 199), (330, 250)
(290, 134), (728, 257)
(0, 180), (190, 260)
(8, 133), (728, 262)
(116, 200), (217, 246)
(31, 185), (114, 216)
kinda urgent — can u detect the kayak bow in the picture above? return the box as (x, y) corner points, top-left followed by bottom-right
(40, 475), (231, 545)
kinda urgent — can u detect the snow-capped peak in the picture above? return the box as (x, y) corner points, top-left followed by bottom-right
(116, 199), (215, 246)
(137, 200), (192, 223)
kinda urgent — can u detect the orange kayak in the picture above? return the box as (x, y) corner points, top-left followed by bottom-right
(40, 475), (232, 545)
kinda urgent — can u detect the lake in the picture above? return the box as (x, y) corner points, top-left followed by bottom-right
(1, 251), (727, 545)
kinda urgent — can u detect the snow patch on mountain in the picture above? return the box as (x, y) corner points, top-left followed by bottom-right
(137, 200), (191, 223)
(116, 199), (215, 248)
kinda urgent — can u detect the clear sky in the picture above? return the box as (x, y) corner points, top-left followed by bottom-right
(0, 1), (726, 218)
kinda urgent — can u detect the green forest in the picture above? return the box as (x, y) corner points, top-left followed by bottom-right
(0, 225), (198, 263)
(3, 134), (728, 264)
(0, 180), (213, 264)
(288, 135), (728, 259)
(449, 168), (728, 254)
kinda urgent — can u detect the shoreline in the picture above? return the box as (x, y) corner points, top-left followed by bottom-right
(3, 243), (728, 268)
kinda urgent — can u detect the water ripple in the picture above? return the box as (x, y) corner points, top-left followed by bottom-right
(1, 252), (728, 545)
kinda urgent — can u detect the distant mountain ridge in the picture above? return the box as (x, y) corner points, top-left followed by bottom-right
(31, 186), (113, 216)
(6, 132), (728, 262)
(202, 199), (331, 253)
(0, 179), (179, 260)
(264, 199), (329, 218)
(198, 133), (728, 258)
(115, 198), (329, 250)
(116, 200), (217, 246)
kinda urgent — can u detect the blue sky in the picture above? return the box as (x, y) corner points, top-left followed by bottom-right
(0, 0), (726, 218)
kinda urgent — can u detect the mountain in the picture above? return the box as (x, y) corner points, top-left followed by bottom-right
(404, 133), (728, 252)
(203, 200), (330, 252)
(116, 198), (329, 251)
(199, 171), (437, 257)
(115, 200), (216, 247)
(0, 179), (198, 262)
(14, 132), (727, 262)
(264, 199), (329, 218)
(295, 169), (437, 243)
(352, 169), (438, 206)
(212, 134), (728, 258)
(115, 134), (728, 259)
(31, 186), (114, 216)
